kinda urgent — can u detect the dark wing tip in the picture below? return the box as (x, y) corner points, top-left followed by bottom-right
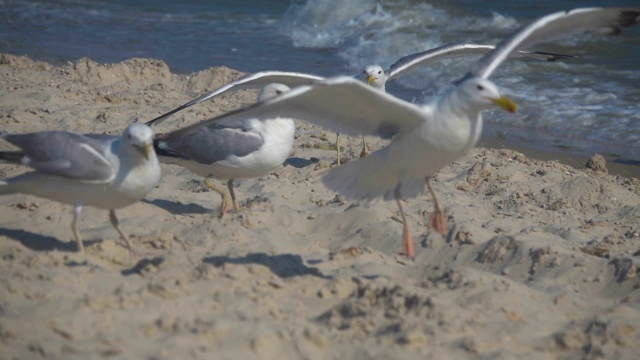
(619, 9), (640, 27)
(152, 140), (184, 159)
(0, 151), (25, 164)
(145, 103), (190, 126)
(145, 117), (161, 126)
(605, 9), (640, 35)
(145, 113), (169, 127)
(535, 52), (580, 62)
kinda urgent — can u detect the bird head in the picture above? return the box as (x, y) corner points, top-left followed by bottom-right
(361, 65), (387, 90)
(458, 77), (517, 113)
(258, 83), (291, 102)
(123, 123), (154, 160)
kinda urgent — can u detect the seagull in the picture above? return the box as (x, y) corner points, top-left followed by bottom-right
(359, 43), (578, 91)
(354, 44), (577, 158)
(0, 123), (161, 253)
(153, 83), (294, 217)
(145, 43), (574, 165)
(168, 7), (639, 257)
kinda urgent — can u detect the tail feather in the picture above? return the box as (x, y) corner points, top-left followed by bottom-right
(153, 139), (183, 160)
(145, 105), (187, 127)
(322, 149), (425, 202)
(0, 151), (25, 165)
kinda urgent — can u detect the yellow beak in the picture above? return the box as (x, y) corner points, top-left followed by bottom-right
(367, 75), (376, 85)
(140, 142), (152, 160)
(491, 95), (517, 113)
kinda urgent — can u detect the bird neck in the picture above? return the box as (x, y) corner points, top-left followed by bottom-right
(438, 88), (483, 118)
(115, 139), (146, 167)
(434, 88), (484, 151)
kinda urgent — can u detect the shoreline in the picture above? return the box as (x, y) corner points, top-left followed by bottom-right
(479, 128), (640, 179)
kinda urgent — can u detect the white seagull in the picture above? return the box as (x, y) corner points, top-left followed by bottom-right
(146, 43), (574, 164)
(168, 7), (639, 257)
(353, 44), (576, 159)
(153, 83), (294, 217)
(359, 43), (578, 91)
(0, 123), (161, 252)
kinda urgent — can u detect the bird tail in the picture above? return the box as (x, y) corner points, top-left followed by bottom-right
(0, 151), (24, 165)
(152, 139), (184, 165)
(322, 148), (425, 202)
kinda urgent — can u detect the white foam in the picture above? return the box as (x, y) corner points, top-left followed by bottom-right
(282, 0), (640, 159)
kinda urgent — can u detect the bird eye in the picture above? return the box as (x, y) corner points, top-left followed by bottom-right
(276, 90), (282, 95)
(378, 70), (382, 74)
(476, 85), (484, 91)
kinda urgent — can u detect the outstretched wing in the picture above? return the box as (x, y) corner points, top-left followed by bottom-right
(146, 71), (325, 126)
(386, 42), (578, 81)
(466, 7), (640, 80)
(166, 76), (429, 141)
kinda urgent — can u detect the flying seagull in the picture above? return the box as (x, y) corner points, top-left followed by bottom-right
(359, 43), (578, 91)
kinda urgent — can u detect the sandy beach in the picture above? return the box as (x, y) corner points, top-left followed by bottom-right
(1, 54), (639, 359)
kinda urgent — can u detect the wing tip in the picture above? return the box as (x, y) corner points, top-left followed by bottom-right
(618, 9), (640, 27)
(0, 151), (25, 165)
(594, 8), (640, 36)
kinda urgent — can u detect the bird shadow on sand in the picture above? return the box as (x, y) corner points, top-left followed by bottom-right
(284, 157), (320, 169)
(0, 227), (99, 252)
(203, 252), (331, 279)
(145, 199), (210, 215)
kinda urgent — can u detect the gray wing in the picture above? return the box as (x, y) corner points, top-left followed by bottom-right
(467, 7), (640, 80)
(167, 76), (429, 141)
(146, 70), (325, 126)
(386, 42), (578, 81)
(155, 126), (264, 164)
(0, 131), (116, 182)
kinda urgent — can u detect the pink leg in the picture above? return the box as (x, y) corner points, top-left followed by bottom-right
(395, 186), (415, 257)
(426, 177), (448, 234)
(109, 209), (139, 257)
(360, 135), (369, 158)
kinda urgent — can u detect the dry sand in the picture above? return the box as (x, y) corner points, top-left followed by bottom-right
(1, 54), (639, 359)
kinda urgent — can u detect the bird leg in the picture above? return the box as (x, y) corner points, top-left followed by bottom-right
(394, 185), (415, 258)
(204, 177), (230, 219)
(109, 209), (135, 255)
(335, 132), (341, 166)
(426, 177), (448, 234)
(227, 179), (240, 213)
(360, 135), (370, 158)
(71, 205), (84, 252)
